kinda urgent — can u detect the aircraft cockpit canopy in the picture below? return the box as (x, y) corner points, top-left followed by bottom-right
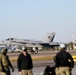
(6, 38), (14, 40)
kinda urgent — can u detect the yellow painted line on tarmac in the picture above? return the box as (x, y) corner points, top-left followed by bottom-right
(72, 55), (76, 62)
(10, 55), (76, 62)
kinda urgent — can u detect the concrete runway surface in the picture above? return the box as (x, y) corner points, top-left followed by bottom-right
(10, 65), (76, 75)
(8, 60), (76, 75)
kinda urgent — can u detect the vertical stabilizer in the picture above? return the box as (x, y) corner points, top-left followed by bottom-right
(42, 32), (55, 43)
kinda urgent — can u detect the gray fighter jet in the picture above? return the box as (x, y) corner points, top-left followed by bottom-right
(0, 32), (59, 54)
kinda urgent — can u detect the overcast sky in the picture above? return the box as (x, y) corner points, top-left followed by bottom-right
(0, 0), (76, 43)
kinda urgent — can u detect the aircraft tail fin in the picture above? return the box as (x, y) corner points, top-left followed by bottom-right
(42, 32), (55, 43)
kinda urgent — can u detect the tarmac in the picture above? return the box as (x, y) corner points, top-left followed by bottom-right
(11, 67), (45, 75)
(11, 65), (76, 75)
(10, 60), (76, 75)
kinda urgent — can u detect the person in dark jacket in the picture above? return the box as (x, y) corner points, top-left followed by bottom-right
(17, 47), (33, 75)
(54, 43), (74, 75)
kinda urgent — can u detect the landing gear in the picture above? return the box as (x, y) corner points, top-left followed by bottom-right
(31, 47), (38, 54)
(34, 49), (38, 54)
(31, 50), (35, 54)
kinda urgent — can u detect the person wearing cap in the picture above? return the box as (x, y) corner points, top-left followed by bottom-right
(54, 43), (74, 75)
(17, 47), (33, 75)
(0, 48), (14, 75)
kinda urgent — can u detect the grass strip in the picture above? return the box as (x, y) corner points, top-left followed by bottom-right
(10, 55), (76, 62)
(10, 55), (54, 62)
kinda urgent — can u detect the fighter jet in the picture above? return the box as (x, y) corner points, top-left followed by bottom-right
(1, 32), (59, 54)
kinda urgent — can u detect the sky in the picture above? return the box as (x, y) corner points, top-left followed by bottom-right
(0, 0), (76, 43)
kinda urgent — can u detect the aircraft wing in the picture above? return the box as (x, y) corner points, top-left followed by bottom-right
(39, 42), (59, 47)
(7, 39), (59, 48)
(26, 41), (59, 47)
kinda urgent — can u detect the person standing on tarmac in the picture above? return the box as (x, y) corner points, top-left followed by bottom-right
(0, 48), (14, 75)
(54, 43), (74, 75)
(17, 47), (33, 75)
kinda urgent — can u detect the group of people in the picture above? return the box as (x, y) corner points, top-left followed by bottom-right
(0, 43), (74, 75)
(0, 47), (33, 75)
